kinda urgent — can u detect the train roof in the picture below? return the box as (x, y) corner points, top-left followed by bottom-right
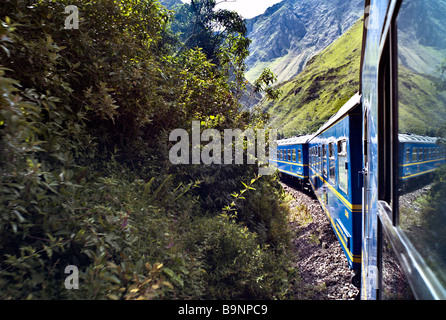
(310, 92), (362, 140)
(277, 134), (314, 146)
(398, 134), (439, 144)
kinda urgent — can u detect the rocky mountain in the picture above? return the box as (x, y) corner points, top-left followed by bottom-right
(245, 0), (364, 83)
(260, 0), (446, 138)
(260, 17), (364, 137)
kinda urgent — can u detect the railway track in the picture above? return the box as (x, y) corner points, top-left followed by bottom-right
(280, 177), (360, 300)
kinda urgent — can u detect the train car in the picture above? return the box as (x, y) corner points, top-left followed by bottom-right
(308, 93), (363, 278)
(269, 135), (312, 184)
(361, 0), (446, 299)
(399, 134), (446, 184)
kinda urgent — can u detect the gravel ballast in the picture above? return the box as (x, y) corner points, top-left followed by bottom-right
(281, 181), (360, 300)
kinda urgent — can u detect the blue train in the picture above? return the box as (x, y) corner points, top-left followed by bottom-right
(270, 0), (446, 299)
(269, 135), (312, 182)
(399, 134), (445, 184)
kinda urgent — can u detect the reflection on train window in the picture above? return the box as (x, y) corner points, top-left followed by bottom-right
(381, 233), (415, 300)
(292, 149), (296, 162)
(406, 148), (411, 163)
(288, 149), (291, 161)
(397, 0), (446, 288)
(322, 145), (327, 176)
(329, 143), (336, 182)
(298, 149), (302, 163)
(337, 140), (348, 194)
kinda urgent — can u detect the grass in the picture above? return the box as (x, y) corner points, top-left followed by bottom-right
(398, 65), (446, 135)
(260, 17), (364, 137)
(260, 13), (446, 138)
(287, 201), (313, 226)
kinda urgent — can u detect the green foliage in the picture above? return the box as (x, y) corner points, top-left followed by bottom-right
(183, 213), (293, 300)
(0, 0), (295, 300)
(399, 165), (446, 287)
(254, 68), (282, 101)
(171, 0), (247, 61)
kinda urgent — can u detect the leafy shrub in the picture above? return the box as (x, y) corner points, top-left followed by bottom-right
(0, 0), (295, 300)
(182, 215), (291, 300)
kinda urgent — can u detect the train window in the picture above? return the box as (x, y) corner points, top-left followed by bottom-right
(292, 149), (296, 162)
(397, 0), (446, 294)
(298, 149), (302, 163)
(418, 148), (423, 162)
(279, 150), (283, 160)
(406, 148), (411, 163)
(322, 145), (327, 176)
(288, 149), (291, 161)
(337, 140), (348, 194)
(329, 143), (335, 182)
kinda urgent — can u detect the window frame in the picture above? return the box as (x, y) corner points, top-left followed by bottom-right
(375, 0), (446, 300)
(337, 140), (348, 194)
(412, 147), (418, 162)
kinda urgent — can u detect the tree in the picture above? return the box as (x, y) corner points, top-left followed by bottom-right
(172, 0), (247, 61)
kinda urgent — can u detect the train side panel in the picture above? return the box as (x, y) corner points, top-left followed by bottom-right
(399, 141), (446, 182)
(275, 145), (309, 179)
(309, 103), (362, 271)
(270, 137), (312, 181)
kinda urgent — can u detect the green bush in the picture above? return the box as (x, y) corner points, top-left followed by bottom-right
(182, 215), (291, 300)
(0, 0), (295, 300)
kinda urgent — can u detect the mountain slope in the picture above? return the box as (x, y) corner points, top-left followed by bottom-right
(262, 2), (446, 138)
(245, 0), (363, 83)
(261, 17), (364, 137)
(396, 0), (446, 135)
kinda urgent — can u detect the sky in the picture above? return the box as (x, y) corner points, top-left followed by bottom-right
(180, 0), (284, 19)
